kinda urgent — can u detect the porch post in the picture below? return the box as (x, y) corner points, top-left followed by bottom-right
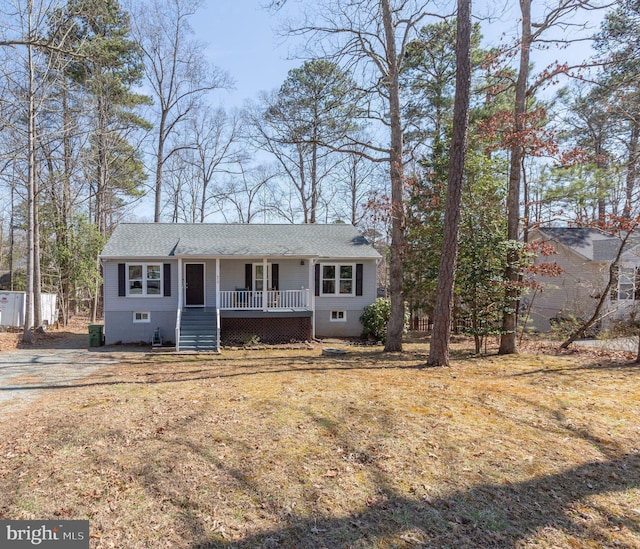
(177, 257), (183, 310)
(262, 257), (268, 311)
(216, 257), (220, 350)
(215, 258), (220, 309)
(309, 258), (316, 339)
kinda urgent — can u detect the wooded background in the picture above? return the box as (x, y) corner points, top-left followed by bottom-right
(0, 0), (637, 357)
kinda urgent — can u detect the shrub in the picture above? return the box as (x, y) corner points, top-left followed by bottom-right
(360, 298), (408, 342)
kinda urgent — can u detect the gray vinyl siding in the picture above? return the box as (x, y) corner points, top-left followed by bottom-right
(103, 260), (178, 313)
(315, 259), (377, 338)
(104, 310), (177, 345)
(278, 259), (310, 290)
(219, 259), (311, 291)
(219, 260), (246, 291)
(103, 260), (178, 345)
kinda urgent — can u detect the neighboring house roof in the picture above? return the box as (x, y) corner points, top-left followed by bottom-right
(101, 223), (381, 260)
(535, 227), (622, 262)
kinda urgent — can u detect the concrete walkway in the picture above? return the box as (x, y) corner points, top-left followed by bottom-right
(0, 333), (146, 415)
(573, 337), (639, 353)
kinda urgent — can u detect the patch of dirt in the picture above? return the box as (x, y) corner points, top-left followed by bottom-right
(0, 317), (91, 352)
(0, 330), (20, 352)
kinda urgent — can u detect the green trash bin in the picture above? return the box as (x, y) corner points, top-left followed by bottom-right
(88, 324), (104, 347)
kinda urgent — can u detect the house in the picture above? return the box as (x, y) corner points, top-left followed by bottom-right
(100, 223), (381, 350)
(526, 227), (640, 333)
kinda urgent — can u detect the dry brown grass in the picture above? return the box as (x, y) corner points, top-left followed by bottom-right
(0, 338), (638, 548)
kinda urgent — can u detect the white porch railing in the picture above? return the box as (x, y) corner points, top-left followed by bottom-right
(219, 289), (310, 310)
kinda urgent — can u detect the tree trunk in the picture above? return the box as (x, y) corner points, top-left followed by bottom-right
(61, 86), (72, 325)
(625, 120), (639, 216)
(427, 0), (473, 367)
(595, 139), (607, 221)
(499, 0), (531, 355)
(33, 193), (42, 327)
(23, 9), (35, 344)
(351, 161), (357, 225)
(382, 0), (406, 352)
(9, 183), (15, 291)
(154, 111), (167, 222)
(310, 129), (318, 224)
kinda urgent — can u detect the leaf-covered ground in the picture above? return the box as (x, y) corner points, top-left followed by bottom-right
(0, 338), (638, 548)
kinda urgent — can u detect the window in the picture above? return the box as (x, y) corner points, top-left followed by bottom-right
(133, 312), (150, 323)
(127, 263), (162, 297)
(321, 264), (354, 296)
(619, 266), (635, 300)
(330, 310), (347, 322)
(611, 264), (640, 301)
(253, 263), (272, 291)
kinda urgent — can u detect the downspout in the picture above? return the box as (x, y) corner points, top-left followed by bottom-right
(176, 257), (183, 351)
(309, 258), (316, 340)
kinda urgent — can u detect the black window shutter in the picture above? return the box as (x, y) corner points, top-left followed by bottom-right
(356, 263), (363, 296)
(315, 263), (320, 296)
(245, 264), (253, 290)
(163, 264), (171, 297)
(272, 263), (279, 290)
(118, 263), (126, 296)
(635, 267), (640, 300)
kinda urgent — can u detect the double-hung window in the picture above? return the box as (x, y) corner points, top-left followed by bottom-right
(321, 264), (355, 296)
(127, 264), (162, 296)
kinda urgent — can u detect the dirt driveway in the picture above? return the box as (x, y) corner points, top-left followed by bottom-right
(0, 331), (147, 415)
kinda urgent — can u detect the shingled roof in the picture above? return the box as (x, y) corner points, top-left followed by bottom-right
(536, 227), (622, 261)
(100, 223), (381, 260)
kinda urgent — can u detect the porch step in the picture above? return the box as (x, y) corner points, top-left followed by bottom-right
(179, 308), (219, 352)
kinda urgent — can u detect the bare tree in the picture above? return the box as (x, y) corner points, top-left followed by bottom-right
(331, 146), (380, 226)
(276, 0), (441, 351)
(499, 0), (605, 355)
(244, 61), (351, 225)
(184, 106), (242, 223)
(216, 163), (277, 224)
(131, 0), (231, 222)
(0, 0), (74, 341)
(427, 0), (472, 367)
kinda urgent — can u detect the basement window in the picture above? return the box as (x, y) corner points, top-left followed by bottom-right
(133, 312), (151, 323)
(330, 310), (347, 322)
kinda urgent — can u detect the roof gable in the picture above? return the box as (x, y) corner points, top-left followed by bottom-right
(101, 223), (381, 260)
(535, 227), (621, 261)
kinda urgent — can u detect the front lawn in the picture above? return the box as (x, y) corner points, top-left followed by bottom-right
(0, 341), (638, 548)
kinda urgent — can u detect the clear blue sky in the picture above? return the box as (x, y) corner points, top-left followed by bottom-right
(190, 1), (300, 108)
(188, 1), (605, 108)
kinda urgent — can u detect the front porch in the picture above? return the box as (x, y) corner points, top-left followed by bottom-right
(175, 257), (315, 351)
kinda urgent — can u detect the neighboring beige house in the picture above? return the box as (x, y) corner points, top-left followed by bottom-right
(526, 227), (640, 333)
